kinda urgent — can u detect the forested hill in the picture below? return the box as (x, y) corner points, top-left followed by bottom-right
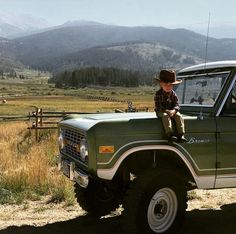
(12, 25), (206, 69)
(11, 24), (236, 72)
(1, 23), (236, 73)
(0, 37), (23, 71)
(39, 41), (201, 72)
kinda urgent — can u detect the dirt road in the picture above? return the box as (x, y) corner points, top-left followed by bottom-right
(0, 189), (236, 234)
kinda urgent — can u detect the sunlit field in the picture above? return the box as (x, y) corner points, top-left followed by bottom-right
(1, 96), (154, 115)
(0, 76), (155, 205)
(0, 84), (155, 116)
(0, 121), (75, 205)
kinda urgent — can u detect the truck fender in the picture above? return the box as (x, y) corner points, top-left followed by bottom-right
(97, 143), (215, 189)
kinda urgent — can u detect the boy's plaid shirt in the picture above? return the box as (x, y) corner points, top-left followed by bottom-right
(154, 89), (180, 112)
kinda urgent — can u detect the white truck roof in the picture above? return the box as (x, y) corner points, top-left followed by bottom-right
(179, 60), (236, 73)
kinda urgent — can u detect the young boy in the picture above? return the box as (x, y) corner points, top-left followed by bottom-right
(154, 69), (187, 142)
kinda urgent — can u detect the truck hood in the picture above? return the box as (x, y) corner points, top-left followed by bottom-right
(59, 112), (195, 132)
(59, 112), (157, 131)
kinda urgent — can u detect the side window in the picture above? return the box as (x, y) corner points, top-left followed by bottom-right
(222, 83), (236, 115)
(176, 72), (228, 106)
(232, 85), (236, 105)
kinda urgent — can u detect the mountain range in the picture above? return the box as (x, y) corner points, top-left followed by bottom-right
(1, 19), (236, 73)
(0, 12), (51, 38)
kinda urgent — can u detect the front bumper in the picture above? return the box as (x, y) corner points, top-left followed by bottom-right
(57, 155), (89, 188)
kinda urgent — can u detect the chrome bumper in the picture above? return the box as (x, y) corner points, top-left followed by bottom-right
(57, 155), (89, 188)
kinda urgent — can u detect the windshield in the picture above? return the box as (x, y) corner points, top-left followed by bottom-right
(175, 71), (229, 106)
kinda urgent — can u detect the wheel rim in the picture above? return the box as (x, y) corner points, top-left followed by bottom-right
(147, 188), (178, 233)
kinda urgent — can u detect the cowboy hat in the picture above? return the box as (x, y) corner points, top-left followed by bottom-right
(155, 69), (182, 84)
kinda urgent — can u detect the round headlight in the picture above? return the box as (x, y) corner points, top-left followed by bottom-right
(80, 138), (88, 162)
(58, 130), (65, 151)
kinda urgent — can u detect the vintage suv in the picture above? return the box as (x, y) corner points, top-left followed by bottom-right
(57, 61), (236, 234)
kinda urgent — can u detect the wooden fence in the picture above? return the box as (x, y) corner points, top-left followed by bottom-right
(1, 100), (149, 141)
(27, 107), (93, 141)
(27, 103), (149, 141)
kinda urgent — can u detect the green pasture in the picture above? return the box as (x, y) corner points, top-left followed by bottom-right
(0, 78), (155, 116)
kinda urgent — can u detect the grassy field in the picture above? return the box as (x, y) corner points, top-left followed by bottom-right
(0, 77), (155, 116)
(0, 74), (155, 205)
(0, 94), (154, 116)
(0, 121), (75, 205)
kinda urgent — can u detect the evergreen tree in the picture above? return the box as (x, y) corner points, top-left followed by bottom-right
(49, 67), (149, 88)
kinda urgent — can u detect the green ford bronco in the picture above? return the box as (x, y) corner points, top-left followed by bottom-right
(57, 61), (236, 234)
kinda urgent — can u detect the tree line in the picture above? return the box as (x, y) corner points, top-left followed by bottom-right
(49, 67), (153, 88)
(0, 69), (17, 78)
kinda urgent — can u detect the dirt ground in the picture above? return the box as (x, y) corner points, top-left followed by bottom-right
(0, 188), (236, 234)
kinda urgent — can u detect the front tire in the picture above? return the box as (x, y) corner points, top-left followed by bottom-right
(122, 169), (187, 234)
(74, 179), (122, 217)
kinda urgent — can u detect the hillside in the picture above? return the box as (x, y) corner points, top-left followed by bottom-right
(13, 25), (206, 61)
(0, 37), (23, 70)
(41, 42), (202, 72)
(1, 23), (236, 72)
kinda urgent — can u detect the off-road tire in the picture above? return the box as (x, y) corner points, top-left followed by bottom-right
(122, 169), (187, 234)
(74, 179), (122, 217)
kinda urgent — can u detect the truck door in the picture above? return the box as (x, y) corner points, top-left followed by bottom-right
(216, 81), (236, 188)
(184, 116), (217, 188)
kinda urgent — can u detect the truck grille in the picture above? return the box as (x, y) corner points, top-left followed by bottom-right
(61, 128), (87, 164)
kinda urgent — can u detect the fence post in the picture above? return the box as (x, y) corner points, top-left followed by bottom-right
(39, 108), (43, 128)
(35, 107), (39, 141)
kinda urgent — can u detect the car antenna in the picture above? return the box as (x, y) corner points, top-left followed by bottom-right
(204, 12), (211, 68)
(199, 13), (211, 120)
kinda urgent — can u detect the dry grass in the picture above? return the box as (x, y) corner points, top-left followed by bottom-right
(0, 85), (155, 116)
(187, 188), (236, 210)
(0, 122), (75, 205)
(0, 96), (154, 116)
(0, 84), (155, 205)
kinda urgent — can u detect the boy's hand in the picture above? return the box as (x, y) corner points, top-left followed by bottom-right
(165, 109), (176, 117)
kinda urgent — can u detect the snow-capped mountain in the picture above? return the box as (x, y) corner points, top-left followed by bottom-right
(0, 12), (51, 38)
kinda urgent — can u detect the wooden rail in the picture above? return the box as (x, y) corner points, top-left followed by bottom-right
(2, 99), (149, 141)
(27, 107), (93, 141)
(0, 116), (30, 121)
(28, 104), (149, 141)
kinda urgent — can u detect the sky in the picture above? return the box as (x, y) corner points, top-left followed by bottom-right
(0, 0), (236, 34)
